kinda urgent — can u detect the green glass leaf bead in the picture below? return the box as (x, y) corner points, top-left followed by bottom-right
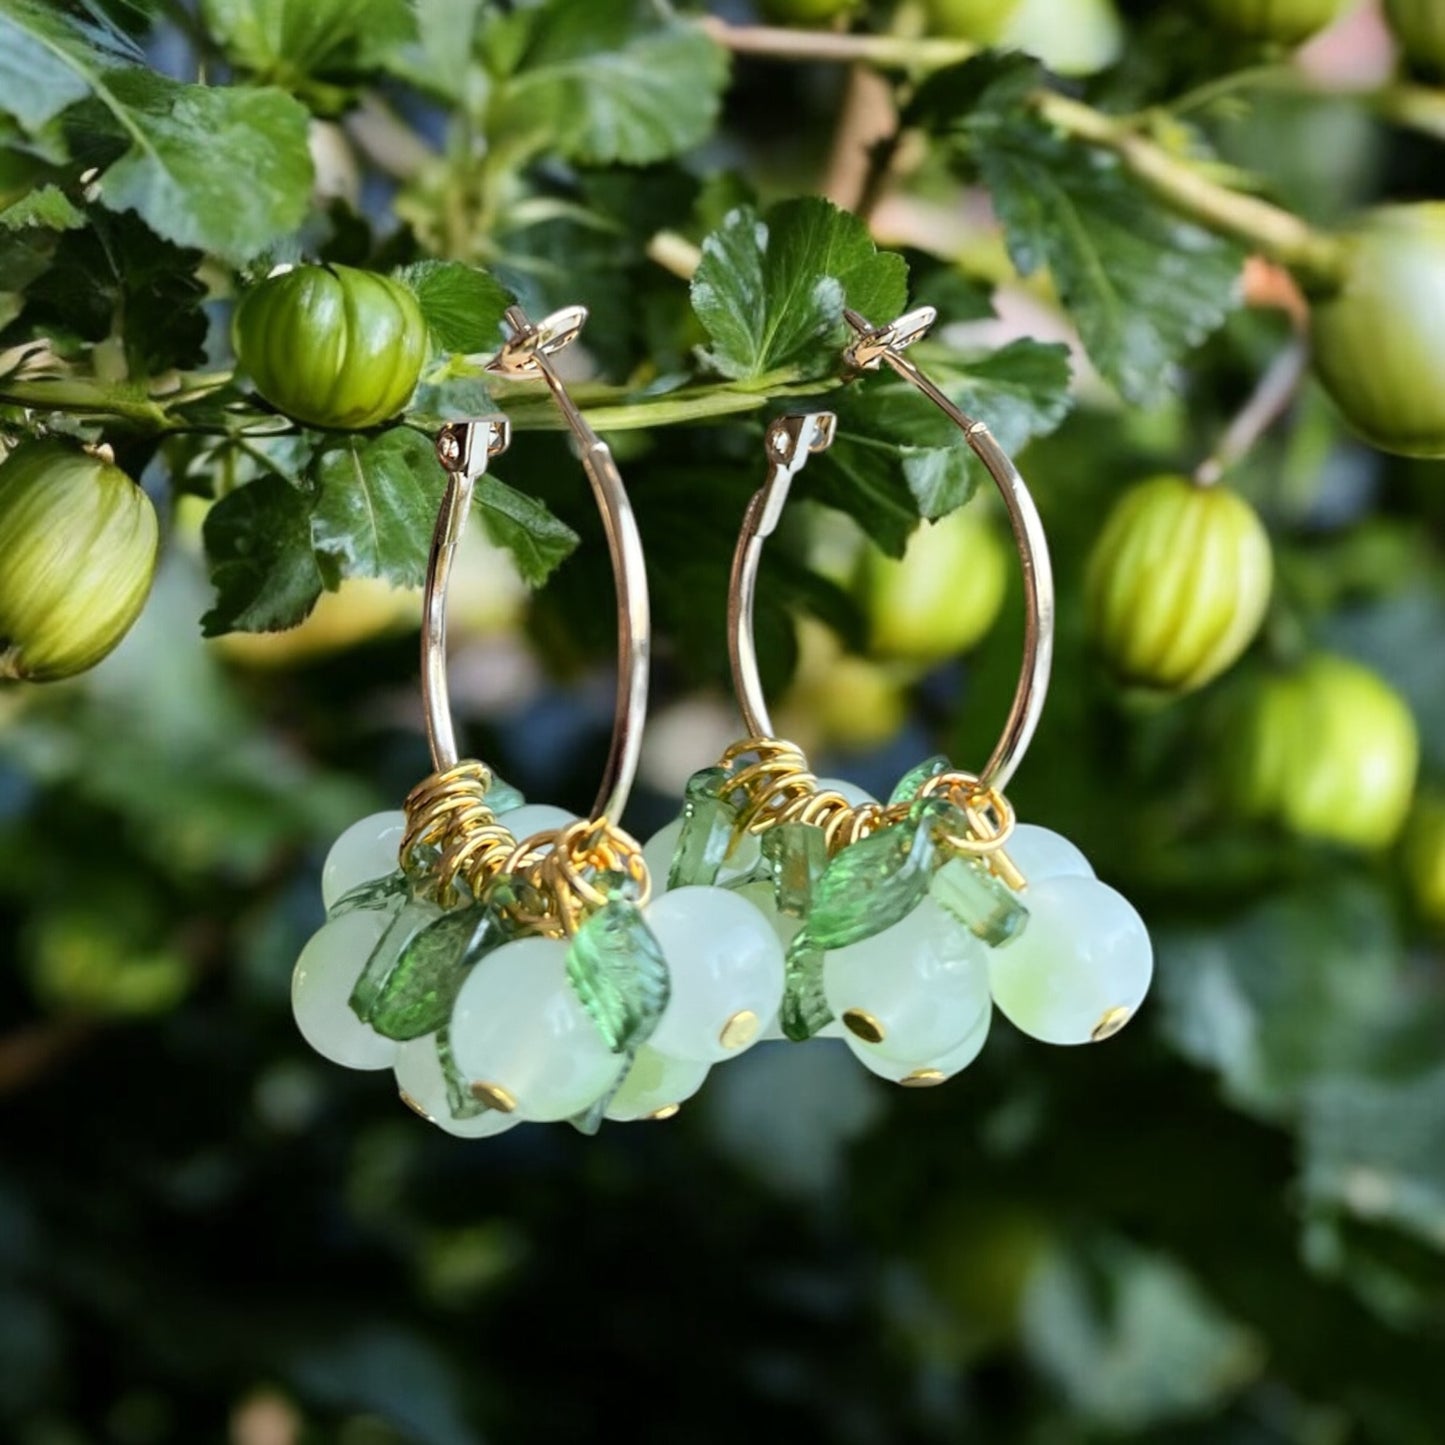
(327, 868), (410, 921)
(348, 900), (444, 1026)
(486, 775), (525, 815)
(566, 1056), (632, 1137)
(889, 754), (951, 806)
(566, 899), (671, 1054)
(780, 931), (833, 1042)
(930, 855), (1030, 948)
(435, 1027), (491, 1120)
(670, 766), (741, 888)
(366, 906), (502, 1042)
(806, 812), (939, 951)
(762, 822), (829, 919)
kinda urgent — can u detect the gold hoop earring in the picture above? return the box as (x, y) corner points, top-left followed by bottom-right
(645, 306), (1152, 1088)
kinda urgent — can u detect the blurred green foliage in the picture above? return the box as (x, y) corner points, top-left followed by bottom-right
(2, 1), (1445, 1442)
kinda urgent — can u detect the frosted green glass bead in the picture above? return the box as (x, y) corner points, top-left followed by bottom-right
(930, 856), (1029, 947)
(824, 896), (991, 1064)
(322, 810), (407, 910)
(495, 803), (576, 841)
(644, 886), (786, 1062)
(643, 818), (685, 889)
(604, 1046), (709, 1122)
(291, 910), (399, 1071)
(987, 875), (1152, 1045)
(393, 1034), (521, 1138)
(449, 935), (620, 1121)
(1008, 824), (1094, 886)
(848, 1001), (991, 1085)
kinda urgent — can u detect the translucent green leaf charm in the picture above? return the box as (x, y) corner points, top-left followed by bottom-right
(780, 931), (833, 1041)
(436, 1028), (489, 1120)
(806, 812), (939, 950)
(670, 765), (739, 888)
(566, 900), (671, 1054)
(762, 822), (829, 918)
(348, 901), (443, 1027)
(366, 907), (501, 1041)
(931, 855), (1030, 948)
(327, 869), (410, 921)
(889, 754), (951, 806)
(486, 774), (525, 814)
(567, 1056), (632, 1137)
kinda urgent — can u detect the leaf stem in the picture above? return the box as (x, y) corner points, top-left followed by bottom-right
(1194, 337), (1309, 487)
(702, 15), (1349, 286)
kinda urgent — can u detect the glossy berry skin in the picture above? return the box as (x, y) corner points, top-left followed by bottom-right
(864, 506), (1008, 666)
(232, 263), (428, 429)
(1085, 475), (1273, 694)
(1198, 0), (1345, 43)
(1232, 655), (1419, 851)
(1384, 0), (1445, 74)
(1403, 794), (1445, 928)
(923, 0), (1021, 42)
(1311, 205), (1445, 458)
(0, 441), (158, 681)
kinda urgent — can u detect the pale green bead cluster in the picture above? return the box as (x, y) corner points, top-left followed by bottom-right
(643, 754), (1153, 1089)
(291, 755), (1153, 1137)
(291, 776), (786, 1139)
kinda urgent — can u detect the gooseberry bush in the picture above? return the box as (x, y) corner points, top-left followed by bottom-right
(4, 1), (1445, 1440)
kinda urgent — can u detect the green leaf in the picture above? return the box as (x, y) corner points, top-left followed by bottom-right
(1303, 1065), (1445, 1251)
(91, 69), (313, 263)
(491, 0), (727, 167)
(0, 184), (85, 231)
(1155, 883), (1403, 1120)
(395, 260), (513, 355)
(475, 476), (579, 589)
(806, 813), (940, 951)
(691, 198), (910, 383)
(201, 473), (325, 636)
(1021, 1238), (1262, 1431)
(365, 907), (498, 1042)
(918, 55), (1242, 405)
(565, 899), (670, 1055)
(983, 138), (1242, 405)
(0, 0), (139, 133)
(807, 339), (1073, 554)
(780, 933), (833, 1042)
(199, 0), (414, 83)
(327, 870), (409, 921)
(310, 428), (444, 589)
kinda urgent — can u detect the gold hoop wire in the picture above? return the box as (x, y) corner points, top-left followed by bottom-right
(420, 304), (651, 825)
(727, 306), (1055, 796)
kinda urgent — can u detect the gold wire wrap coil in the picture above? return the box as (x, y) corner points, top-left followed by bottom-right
(717, 737), (1025, 889)
(401, 760), (650, 934)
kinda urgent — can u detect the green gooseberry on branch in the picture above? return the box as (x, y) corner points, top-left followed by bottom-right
(1084, 475), (1273, 695)
(1230, 654), (1419, 851)
(1309, 205), (1445, 459)
(1196, 0), (1347, 44)
(922, 0), (1021, 42)
(0, 440), (159, 682)
(1384, 0), (1445, 75)
(862, 505), (1009, 666)
(232, 263), (429, 430)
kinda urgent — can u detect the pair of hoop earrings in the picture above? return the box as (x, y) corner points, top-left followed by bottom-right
(290, 302), (1154, 1138)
